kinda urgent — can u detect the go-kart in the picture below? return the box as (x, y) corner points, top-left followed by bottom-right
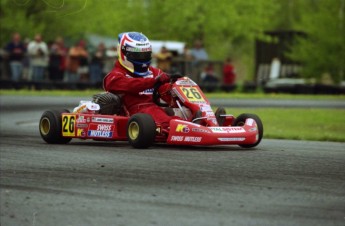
(39, 75), (263, 149)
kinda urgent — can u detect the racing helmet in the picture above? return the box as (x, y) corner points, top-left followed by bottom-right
(117, 32), (152, 76)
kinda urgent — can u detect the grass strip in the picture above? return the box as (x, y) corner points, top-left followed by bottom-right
(226, 108), (345, 142)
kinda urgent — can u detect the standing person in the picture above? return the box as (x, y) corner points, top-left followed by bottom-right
(4, 32), (26, 81)
(178, 44), (193, 75)
(222, 58), (237, 92)
(49, 36), (67, 81)
(27, 34), (49, 81)
(89, 42), (106, 85)
(190, 39), (208, 62)
(64, 40), (89, 82)
(103, 32), (180, 129)
(190, 39), (209, 83)
(154, 46), (173, 73)
(200, 62), (219, 92)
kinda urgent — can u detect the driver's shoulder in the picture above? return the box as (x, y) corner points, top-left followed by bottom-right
(149, 66), (164, 76)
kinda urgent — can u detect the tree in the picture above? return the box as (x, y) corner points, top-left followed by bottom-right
(288, 0), (345, 83)
(0, 0), (279, 81)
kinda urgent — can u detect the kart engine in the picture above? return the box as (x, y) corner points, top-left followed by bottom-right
(92, 92), (123, 115)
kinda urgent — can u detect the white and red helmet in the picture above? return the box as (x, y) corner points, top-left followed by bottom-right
(117, 32), (152, 76)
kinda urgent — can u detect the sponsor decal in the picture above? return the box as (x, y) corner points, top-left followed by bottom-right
(171, 136), (183, 141)
(210, 127), (222, 132)
(200, 105), (212, 112)
(170, 136), (202, 142)
(246, 118), (254, 126)
(210, 127), (246, 133)
(175, 79), (196, 86)
(139, 88), (154, 95)
(205, 111), (215, 117)
(77, 129), (86, 137)
(92, 117), (114, 124)
(125, 46), (152, 52)
(77, 115), (86, 123)
(222, 127), (246, 133)
(96, 124), (113, 131)
(184, 136), (202, 142)
(218, 137), (246, 142)
(249, 127), (257, 132)
(192, 128), (211, 133)
(88, 130), (113, 138)
(176, 124), (190, 133)
(77, 123), (88, 128)
(135, 42), (150, 46)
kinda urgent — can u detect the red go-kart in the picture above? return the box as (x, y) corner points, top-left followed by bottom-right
(39, 76), (263, 149)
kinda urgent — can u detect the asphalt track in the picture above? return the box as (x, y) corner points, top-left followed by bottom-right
(0, 95), (344, 226)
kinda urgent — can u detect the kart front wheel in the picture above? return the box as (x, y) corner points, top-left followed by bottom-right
(233, 113), (263, 148)
(39, 109), (72, 144)
(127, 113), (156, 149)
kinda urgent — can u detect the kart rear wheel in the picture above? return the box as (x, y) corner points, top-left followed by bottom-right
(39, 109), (72, 144)
(127, 113), (156, 149)
(232, 113), (263, 148)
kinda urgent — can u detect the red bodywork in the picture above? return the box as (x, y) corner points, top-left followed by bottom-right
(61, 77), (260, 146)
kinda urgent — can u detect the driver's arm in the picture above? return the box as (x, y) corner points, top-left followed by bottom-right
(104, 67), (170, 95)
(104, 71), (156, 94)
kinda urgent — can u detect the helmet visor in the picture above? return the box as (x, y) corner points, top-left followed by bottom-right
(126, 51), (152, 62)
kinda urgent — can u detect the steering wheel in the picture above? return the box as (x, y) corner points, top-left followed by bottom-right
(153, 73), (184, 107)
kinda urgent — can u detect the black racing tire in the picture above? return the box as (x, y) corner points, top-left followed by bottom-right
(232, 113), (263, 148)
(39, 109), (72, 144)
(127, 113), (156, 149)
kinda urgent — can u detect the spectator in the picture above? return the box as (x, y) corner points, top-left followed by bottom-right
(200, 62), (219, 92)
(222, 58), (237, 92)
(22, 38), (31, 80)
(180, 44), (193, 75)
(89, 42), (106, 85)
(103, 46), (118, 74)
(154, 46), (173, 73)
(190, 39), (208, 61)
(27, 34), (49, 81)
(4, 32), (26, 81)
(49, 36), (67, 81)
(190, 40), (209, 83)
(64, 40), (89, 82)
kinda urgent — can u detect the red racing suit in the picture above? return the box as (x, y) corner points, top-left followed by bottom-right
(103, 61), (176, 128)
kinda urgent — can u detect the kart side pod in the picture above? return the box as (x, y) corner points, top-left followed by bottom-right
(167, 119), (259, 146)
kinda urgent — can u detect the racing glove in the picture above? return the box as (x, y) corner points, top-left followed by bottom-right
(155, 73), (170, 84)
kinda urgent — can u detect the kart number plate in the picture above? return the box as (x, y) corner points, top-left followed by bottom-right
(180, 87), (205, 102)
(62, 115), (76, 137)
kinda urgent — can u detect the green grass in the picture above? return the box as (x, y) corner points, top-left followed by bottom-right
(227, 108), (345, 142)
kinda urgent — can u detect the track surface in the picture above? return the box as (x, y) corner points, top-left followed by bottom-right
(0, 96), (344, 226)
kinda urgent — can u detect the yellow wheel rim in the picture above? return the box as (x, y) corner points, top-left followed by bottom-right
(128, 121), (139, 140)
(40, 117), (50, 135)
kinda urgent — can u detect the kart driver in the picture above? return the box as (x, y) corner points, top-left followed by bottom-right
(103, 31), (178, 129)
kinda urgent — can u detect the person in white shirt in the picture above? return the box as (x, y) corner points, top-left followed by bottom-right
(27, 34), (49, 81)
